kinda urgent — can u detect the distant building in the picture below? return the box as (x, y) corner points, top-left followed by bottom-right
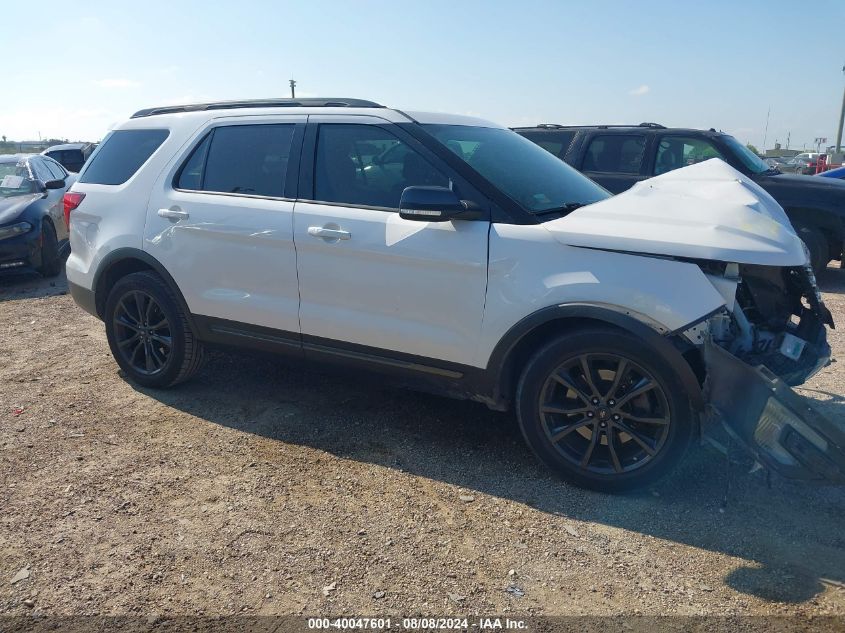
(764, 143), (800, 158)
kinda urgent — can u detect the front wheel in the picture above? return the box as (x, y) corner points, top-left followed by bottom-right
(798, 226), (828, 275)
(37, 221), (62, 277)
(515, 328), (695, 492)
(104, 271), (205, 388)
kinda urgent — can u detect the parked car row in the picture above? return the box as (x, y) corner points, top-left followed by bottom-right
(513, 123), (845, 273)
(58, 97), (842, 492)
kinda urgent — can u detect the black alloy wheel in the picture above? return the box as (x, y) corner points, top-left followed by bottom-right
(112, 290), (172, 376)
(538, 353), (671, 475)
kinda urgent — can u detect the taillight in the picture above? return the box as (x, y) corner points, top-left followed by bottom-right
(63, 192), (85, 228)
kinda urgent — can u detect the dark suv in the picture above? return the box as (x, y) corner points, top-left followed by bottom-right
(43, 142), (96, 173)
(514, 123), (845, 273)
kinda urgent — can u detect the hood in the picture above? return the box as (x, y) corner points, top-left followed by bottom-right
(0, 193), (41, 225)
(768, 171), (845, 189)
(543, 159), (807, 267)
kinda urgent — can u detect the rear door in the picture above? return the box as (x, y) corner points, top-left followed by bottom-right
(292, 117), (490, 368)
(144, 116), (305, 336)
(579, 133), (648, 193)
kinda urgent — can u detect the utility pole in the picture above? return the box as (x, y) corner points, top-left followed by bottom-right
(836, 63), (845, 153)
(289, 79), (296, 99)
(762, 105), (770, 151)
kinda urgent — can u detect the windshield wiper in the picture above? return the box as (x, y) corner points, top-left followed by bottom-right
(535, 202), (588, 215)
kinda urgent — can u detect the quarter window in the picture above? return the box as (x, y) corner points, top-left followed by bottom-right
(583, 135), (646, 174)
(80, 129), (169, 185)
(654, 137), (724, 175)
(177, 124), (296, 198)
(314, 124), (448, 209)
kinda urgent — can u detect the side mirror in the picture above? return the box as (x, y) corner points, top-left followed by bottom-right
(399, 186), (482, 222)
(45, 179), (66, 190)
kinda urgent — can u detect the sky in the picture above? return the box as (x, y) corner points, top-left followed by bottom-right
(2, 0), (844, 151)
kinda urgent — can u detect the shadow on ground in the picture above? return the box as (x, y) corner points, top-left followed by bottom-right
(131, 339), (845, 606)
(0, 270), (67, 302)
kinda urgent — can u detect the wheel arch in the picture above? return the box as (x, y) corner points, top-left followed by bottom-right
(485, 304), (705, 412)
(93, 248), (195, 331)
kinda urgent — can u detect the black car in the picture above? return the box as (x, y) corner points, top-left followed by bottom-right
(514, 123), (845, 273)
(42, 142), (96, 173)
(0, 154), (74, 276)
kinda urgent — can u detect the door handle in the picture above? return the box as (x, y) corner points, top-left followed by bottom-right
(308, 226), (351, 240)
(158, 208), (190, 221)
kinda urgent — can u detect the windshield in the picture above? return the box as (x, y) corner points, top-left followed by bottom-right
(721, 135), (770, 174)
(0, 160), (36, 198)
(425, 124), (610, 213)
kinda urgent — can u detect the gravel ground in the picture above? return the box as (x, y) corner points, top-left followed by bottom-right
(1, 264), (844, 620)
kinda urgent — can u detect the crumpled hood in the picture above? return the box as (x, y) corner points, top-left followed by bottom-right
(543, 159), (807, 266)
(0, 193), (40, 226)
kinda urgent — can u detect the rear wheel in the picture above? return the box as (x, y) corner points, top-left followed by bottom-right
(104, 271), (204, 388)
(37, 221), (62, 277)
(515, 328), (695, 492)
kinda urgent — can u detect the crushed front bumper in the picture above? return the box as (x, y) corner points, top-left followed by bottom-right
(703, 340), (844, 483)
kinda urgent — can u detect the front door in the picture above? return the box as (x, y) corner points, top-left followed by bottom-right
(293, 118), (489, 368)
(145, 116), (305, 334)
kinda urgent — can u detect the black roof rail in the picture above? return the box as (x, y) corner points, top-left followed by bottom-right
(131, 98), (384, 118)
(525, 122), (666, 130)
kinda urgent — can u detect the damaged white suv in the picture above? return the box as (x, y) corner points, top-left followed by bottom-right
(65, 98), (842, 491)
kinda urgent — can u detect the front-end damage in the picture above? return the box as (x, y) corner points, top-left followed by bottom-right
(684, 262), (843, 482)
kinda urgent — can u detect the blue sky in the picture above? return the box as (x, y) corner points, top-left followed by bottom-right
(2, 0), (843, 150)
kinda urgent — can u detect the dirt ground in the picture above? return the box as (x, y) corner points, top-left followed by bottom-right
(1, 263), (844, 620)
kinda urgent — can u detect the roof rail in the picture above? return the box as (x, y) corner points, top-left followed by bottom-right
(528, 122), (666, 130)
(131, 98), (384, 118)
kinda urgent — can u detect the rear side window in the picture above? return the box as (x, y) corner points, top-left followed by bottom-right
(176, 124), (295, 198)
(80, 129), (169, 185)
(517, 130), (576, 159)
(582, 134), (646, 173)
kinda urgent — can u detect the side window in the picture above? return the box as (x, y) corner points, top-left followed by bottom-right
(80, 129), (169, 185)
(518, 130), (576, 159)
(30, 158), (53, 183)
(655, 136), (724, 175)
(44, 159), (67, 180)
(582, 135), (646, 173)
(176, 124), (295, 197)
(314, 124), (448, 209)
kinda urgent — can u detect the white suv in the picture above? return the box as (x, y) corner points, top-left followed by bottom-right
(65, 98), (843, 491)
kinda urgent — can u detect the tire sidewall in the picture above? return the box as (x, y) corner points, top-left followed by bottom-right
(798, 226), (827, 275)
(38, 221), (61, 277)
(104, 273), (188, 388)
(516, 329), (695, 492)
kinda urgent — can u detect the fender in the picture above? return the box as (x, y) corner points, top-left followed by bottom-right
(484, 303), (705, 411)
(91, 247), (196, 331)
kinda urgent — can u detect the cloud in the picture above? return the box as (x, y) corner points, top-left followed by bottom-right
(628, 84), (650, 97)
(93, 78), (140, 89)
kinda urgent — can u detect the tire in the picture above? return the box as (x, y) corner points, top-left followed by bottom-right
(37, 221), (62, 277)
(515, 327), (695, 493)
(798, 226), (828, 275)
(104, 271), (205, 388)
